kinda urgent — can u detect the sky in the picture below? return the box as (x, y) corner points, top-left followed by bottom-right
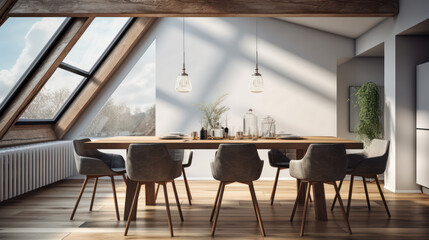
(105, 40), (156, 113)
(0, 17), (64, 104)
(63, 17), (129, 71)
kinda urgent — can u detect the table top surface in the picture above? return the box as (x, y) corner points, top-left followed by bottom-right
(85, 136), (363, 150)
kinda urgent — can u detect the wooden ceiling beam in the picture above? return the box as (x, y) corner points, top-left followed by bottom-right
(54, 17), (156, 139)
(0, 17), (94, 139)
(0, 0), (17, 26)
(9, 0), (399, 17)
(0, 124), (56, 147)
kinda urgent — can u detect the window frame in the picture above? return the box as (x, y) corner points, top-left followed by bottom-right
(16, 17), (136, 125)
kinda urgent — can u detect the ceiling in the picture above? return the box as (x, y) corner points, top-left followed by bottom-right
(399, 19), (429, 35)
(278, 17), (386, 38)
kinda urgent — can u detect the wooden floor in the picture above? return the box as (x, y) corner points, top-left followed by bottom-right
(1, 179), (429, 239)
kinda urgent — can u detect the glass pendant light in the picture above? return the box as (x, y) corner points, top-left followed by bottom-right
(175, 17), (192, 93)
(249, 18), (264, 93)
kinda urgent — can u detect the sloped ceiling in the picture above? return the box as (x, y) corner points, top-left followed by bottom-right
(278, 17), (386, 38)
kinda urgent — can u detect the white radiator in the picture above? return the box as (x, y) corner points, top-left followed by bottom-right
(0, 141), (76, 202)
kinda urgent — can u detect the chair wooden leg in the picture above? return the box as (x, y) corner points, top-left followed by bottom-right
(124, 183), (141, 236)
(89, 177), (98, 211)
(300, 181), (312, 237)
(330, 179), (343, 211)
(211, 182), (225, 236)
(374, 175), (391, 218)
(122, 174), (128, 186)
(182, 167), (192, 205)
(346, 175), (354, 218)
(110, 176), (120, 221)
(162, 183), (174, 237)
(290, 181), (303, 222)
(171, 180), (184, 221)
(155, 183), (160, 201)
(270, 168), (281, 205)
(70, 176), (89, 220)
(249, 182), (266, 237)
(210, 182), (222, 222)
(333, 181), (352, 234)
(362, 177), (371, 211)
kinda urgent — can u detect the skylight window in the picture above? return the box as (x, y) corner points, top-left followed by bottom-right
(0, 17), (65, 108)
(20, 68), (84, 120)
(19, 17), (131, 121)
(81, 40), (156, 137)
(63, 18), (129, 72)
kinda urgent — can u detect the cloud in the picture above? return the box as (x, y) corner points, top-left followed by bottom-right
(63, 18), (129, 71)
(0, 18), (64, 102)
(110, 41), (156, 111)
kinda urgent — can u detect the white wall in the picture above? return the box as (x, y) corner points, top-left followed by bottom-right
(66, 17), (355, 180)
(337, 57), (384, 140)
(356, 0), (429, 56)
(395, 36), (429, 191)
(356, 0), (429, 192)
(154, 18), (354, 179)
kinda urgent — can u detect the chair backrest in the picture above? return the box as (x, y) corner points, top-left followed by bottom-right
(365, 139), (390, 159)
(126, 144), (182, 182)
(298, 144), (347, 182)
(73, 138), (100, 158)
(184, 150), (193, 165)
(353, 139), (390, 175)
(268, 149), (291, 167)
(73, 138), (100, 171)
(211, 144), (263, 182)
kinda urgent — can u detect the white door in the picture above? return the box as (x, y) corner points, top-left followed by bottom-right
(417, 63), (429, 129)
(417, 129), (429, 188)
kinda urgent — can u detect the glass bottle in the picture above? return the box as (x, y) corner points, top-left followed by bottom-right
(212, 122), (224, 138)
(200, 127), (206, 140)
(261, 115), (276, 138)
(243, 109), (258, 137)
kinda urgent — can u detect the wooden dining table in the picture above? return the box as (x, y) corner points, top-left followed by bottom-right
(85, 136), (363, 221)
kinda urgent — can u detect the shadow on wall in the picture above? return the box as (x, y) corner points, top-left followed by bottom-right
(156, 17), (353, 133)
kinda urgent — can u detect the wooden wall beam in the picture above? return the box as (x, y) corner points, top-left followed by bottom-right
(0, 124), (56, 147)
(0, 17), (94, 139)
(9, 0), (399, 17)
(0, 0), (17, 26)
(54, 17), (156, 139)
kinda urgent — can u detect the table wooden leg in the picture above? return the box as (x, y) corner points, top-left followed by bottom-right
(296, 179), (307, 204)
(312, 182), (328, 221)
(124, 178), (139, 221)
(296, 149), (307, 204)
(145, 182), (156, 205)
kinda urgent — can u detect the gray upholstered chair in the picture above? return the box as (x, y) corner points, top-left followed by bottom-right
(155, 150), (194, 205)
(268, 149), (293, 205)
(70, 138), (126, 221)
(124, 144), (183, 237)
(331, 139), (391, 218)
(210, 144), (265, 236)
(289, 144), (351, 237)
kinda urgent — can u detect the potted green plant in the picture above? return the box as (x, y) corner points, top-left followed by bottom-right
(196, 93), (230, 133)
(354, 82), (382, 145)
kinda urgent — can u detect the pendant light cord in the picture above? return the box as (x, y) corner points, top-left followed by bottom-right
(255, 18), (259, 72)
(182, 17), (186, 73)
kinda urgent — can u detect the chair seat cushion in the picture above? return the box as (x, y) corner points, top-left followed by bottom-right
(111, 167), (126, 174)
(272, 162), (289, 168)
